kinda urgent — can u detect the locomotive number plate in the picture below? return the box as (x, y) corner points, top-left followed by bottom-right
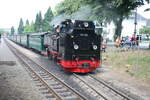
(82, 63), (90, 69)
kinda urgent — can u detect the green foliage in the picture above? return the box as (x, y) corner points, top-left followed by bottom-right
(16, 6), (55, 33)
(139, 26), (150, 35)
(55, 0), (84, 15)
(43, 7), (54, 32)
(84, 0), (149, 40)
(26, 19), (29, 25)
(17, 7), (54, 33)
(18, 18), (24, 34)
(34, 12), (43, 32)
(30, 22), (35, 32)
(23, 21), (35, 33)
(103, 49), (150, 81)
(55, 0), (149, 40)
(11, 26), (15, 35)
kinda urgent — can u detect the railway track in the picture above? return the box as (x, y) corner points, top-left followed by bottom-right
(5, 39), (88, 100)
(73, 73), (134, 100)
(5, 39), (136, 100)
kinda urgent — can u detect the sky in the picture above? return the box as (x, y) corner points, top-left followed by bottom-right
(0, 0), (63, 29)
(137, 4), (150, 19)
(0, 0), (149, 29)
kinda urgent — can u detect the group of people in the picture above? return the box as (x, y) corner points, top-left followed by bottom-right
(101, 34), (141, 52)
(115, 35), (141, 48)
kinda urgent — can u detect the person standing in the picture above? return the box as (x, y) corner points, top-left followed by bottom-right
(115, 37), (121, 48)
(102, 38), (107, 52)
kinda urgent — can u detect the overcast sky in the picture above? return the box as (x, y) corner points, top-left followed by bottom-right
(0, 0), (62, 28)
(137, 4), (150, 19)
(0, 0), (149, 29)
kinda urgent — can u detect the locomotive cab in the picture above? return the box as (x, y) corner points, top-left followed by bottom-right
(47, 19), (102, 73)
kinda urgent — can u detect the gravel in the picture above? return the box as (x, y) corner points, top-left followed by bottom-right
(95, 66), (150, 100)
(0, 62), (47, 100)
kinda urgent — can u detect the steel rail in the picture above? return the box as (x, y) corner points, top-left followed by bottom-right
(89, 74), (134, 100)
(73, 73), (108, 100)
(5, 39), (88, 100)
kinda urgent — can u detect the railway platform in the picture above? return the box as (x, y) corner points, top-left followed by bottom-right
(0, 38), (16, 64)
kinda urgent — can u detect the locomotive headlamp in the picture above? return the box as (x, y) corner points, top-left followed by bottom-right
(71, 35), (74, 38)
(72, 20), (75, 23)
(84, 22), (89, 27)
(74, 44), (79, 50)
(93, 45), (98, 50)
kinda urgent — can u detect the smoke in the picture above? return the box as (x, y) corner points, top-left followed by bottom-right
(50, 5), (92, 25)
(70, 5), (92, 20)
(50, 14), (70, 25)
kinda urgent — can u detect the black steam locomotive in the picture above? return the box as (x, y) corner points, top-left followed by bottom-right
(45, 19), (102, 73)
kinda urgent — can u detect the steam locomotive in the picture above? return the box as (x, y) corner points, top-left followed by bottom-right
(8, 19), (102, 73)
(45, 19), (102, 73)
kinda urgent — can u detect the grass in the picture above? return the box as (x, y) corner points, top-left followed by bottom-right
(102, 48), (150, 82)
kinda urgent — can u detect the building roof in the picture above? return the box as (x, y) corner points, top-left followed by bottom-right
(129, 12), (147, 21)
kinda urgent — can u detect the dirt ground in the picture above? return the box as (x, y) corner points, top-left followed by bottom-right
(97, 48), (150, 100)
(96, 66), (150, 100)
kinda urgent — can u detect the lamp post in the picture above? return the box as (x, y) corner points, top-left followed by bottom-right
(133, 8), (139, 73)
(134, 8), (137, 35)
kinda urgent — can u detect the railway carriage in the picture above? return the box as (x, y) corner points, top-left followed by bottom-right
(20, 34), (28, 46)
(9, 35), (17, 43)
(28, 33), (46, 51)
(9, 33), (47, 51)
(14, 35), (17, 42)
(16, 35), (21, 43)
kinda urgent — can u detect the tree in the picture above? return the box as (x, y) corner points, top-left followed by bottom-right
(18, 18), (24, 34)
(34, 12), (43, 32)
(55, 0), (83, 15)
(24, 21), (35, 33)
(26, 19), (29, 25)
(11, 26), (15, 35)
(24, 19), (30, 33)
(55, 0), (150, 40)
(43, 7), (54, 32)
(81, 0), (150, 40)
(139, 26), (150, 38)
(30, 21), (35, 33)
(140, 26), (150, 40)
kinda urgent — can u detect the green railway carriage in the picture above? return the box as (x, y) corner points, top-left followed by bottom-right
(28, 33), (46, 51)
(14, 35), (17, 42)
(8, 32), (49, 52)
(8, 35), (14, 41)
(20, 35), (29, 46)
(9, 35), (19, 43)
(12, 35), (17, 42)
(16, 35), (21, 43)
